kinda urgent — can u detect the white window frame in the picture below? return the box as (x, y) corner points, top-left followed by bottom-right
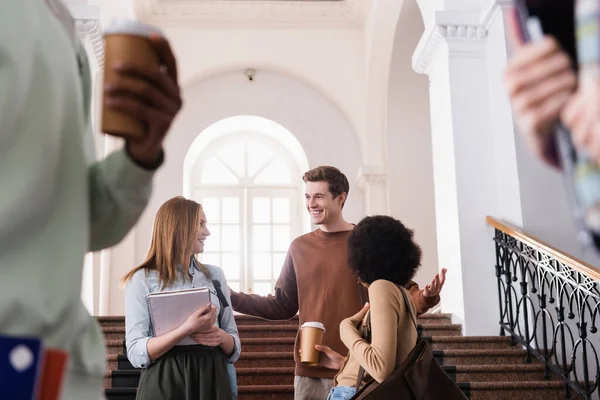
(190, 132), (305, 294)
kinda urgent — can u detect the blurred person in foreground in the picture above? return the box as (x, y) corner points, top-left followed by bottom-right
(0, 0), (182, 398)
(504, 0), (600, 168)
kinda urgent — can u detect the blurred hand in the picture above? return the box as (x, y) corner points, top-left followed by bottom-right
(104, 35), (182, 165)
(561, 81), (600, 164)
(181, 304), (216, 335)
(190, 325), (223, 347)
(504, 11), (576, 168)
(423, 268), (447, 298)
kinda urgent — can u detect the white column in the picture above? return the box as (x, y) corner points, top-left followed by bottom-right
(357, 165), (387, 215)
(413, 0), (523, 335)
(67, 1), (111, 316)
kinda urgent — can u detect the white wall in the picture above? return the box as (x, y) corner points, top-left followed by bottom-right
(165, 28), (366, 151)
(386, 0), (439, 289)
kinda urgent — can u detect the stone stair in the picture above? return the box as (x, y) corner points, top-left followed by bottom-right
(100, 314), (569, 400)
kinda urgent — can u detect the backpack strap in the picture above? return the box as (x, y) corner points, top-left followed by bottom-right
(355, 311), (371, 392)
(398, 285), (421, 343)
(212, 279), (229, 327)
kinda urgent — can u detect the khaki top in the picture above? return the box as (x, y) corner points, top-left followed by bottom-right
(334, 280), (418, 387)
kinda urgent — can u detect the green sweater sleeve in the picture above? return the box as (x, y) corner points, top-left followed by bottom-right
(88, 148), (155, 252)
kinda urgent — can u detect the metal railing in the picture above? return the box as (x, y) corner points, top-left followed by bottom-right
(487, 217), (600, 399)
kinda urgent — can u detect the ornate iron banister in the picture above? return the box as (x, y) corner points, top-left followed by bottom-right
(486, 216), (600, 399)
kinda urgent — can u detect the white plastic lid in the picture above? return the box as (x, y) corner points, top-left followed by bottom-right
(301, 322), (326, 332)
(104, 18), (165, 38)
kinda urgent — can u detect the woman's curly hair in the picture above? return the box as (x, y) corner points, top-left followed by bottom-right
(348, 215), (422, 286)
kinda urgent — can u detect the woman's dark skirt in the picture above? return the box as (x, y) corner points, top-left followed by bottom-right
(135, 345), (232, 400)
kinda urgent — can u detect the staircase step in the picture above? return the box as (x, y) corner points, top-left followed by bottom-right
(110, 370), (298, 391)
(236, 352), (295, 368)
(242, 337), (295, 352)
(105, 337), (297, 355)
(232, 325), (300, 339)
(107, 354), (134, 371)
(96, 316), (126, 328)
(106, 351), (448, 374)
(239, 384), (294, 400)
(102, 323), (451, 341)
(111, 370), (140, 388)
(420, 323), (462, 337)
(109, 367), (299, 389)
(105, 339), (125, 355)
(105, 385), (296, 400)
(427, 335), (512, 350)
(455, 364), (558, 382)
(465, 381), (566, 400)
(105, 388), (136, 400)
(107, 363), (555, 389)
(97, 313), (447, 329)
(102, 327), (127, 341)
(102, 325), (301, 340)
(440, 349), (529, 365)
(237, 367), (295, 386)
(416, 313), (453, 325)
(107, 352), (298, 373)
(108, 382), (563, 400)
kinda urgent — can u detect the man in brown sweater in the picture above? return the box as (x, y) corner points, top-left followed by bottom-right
(230, 166), (446, 400)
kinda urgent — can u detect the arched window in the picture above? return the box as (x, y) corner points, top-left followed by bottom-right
(185, 116), (309, 295)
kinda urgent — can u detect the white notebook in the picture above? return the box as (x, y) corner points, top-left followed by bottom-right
(146, 287), (212, 346)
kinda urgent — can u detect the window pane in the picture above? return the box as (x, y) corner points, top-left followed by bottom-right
(217, 142), (245, 178)
(253, 197), (270, 223)
(200, 158), (239, 184)
(272, 225), (291, 252)
(272, 197), (290, 223)
(254, 158), (291, 185)
(253, 253), (272, 279)
(254, 282), (274, 296)
(228, 281), (240, 292)
(222, 197), (240, 223)
(201, 197), (220, 224)
(247, 142), (274, 177)
(207, 225), (220, 252)
(273, 253), (286, 279)
(221, 225), (240, 251)
(221, 253), (240, 280)
(200, 253), (220, 266)
(252, 225), (271, 251)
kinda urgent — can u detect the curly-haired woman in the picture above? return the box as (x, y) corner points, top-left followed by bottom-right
(320, 215), (424, 400)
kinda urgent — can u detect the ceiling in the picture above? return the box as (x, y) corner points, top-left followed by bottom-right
(134, 0), (367, 28)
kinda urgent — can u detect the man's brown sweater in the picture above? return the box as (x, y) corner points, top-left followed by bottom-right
(230, 228), (440, 379)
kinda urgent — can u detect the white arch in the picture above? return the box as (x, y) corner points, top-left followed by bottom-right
(183, 115), (310, 198)
(180, 64), (363, 147)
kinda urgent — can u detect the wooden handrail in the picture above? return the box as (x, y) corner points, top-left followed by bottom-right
(486, 216), (600, 281)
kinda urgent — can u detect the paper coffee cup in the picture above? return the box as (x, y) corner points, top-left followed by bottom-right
(101, 18), (165, 141)
(300, 322), (326, 366)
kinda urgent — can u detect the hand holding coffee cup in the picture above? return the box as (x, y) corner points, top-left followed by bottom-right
(102, 19), (182, 165)
(300, 322), (326, 366)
